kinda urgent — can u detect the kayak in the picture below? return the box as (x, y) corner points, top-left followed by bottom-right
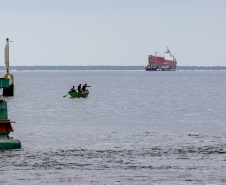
(68, 90), (89, 98)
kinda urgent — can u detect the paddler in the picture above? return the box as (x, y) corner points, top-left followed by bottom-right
(82, 84), (90, 92)
(70, 86), (76, 92)
(82, 84), (87, 92)
(77, 84), (82, 93)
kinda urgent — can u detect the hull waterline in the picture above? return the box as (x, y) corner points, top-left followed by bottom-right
(68, 91), (89, 98)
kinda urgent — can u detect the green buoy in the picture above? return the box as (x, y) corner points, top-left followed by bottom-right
(0, 78), (21, 149)
(0, 133), (21, 149)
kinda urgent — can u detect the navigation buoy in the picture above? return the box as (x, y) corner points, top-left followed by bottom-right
(0, 100), (21, 149)
(0, 78), (21, 149)
(3, 38), (14, 96)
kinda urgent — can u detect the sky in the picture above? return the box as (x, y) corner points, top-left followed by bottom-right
(0, 0), (226, 66)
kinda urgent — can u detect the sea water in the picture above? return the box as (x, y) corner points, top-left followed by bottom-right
(0, 70), (226, 184)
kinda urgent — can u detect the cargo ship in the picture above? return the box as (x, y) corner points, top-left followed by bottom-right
(145, 47), (177, 71)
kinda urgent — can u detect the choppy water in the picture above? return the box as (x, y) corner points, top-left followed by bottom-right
(1, 70), (226, 184)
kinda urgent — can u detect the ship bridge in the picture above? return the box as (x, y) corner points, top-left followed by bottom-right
(163, 47), (175, 61)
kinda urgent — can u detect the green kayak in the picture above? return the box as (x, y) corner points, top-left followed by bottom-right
(68, 90), (89, 98)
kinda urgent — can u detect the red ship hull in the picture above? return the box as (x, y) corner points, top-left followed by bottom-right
(148, 56), (177, 71)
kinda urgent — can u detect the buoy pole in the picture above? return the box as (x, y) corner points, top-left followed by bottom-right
(3, 38), (14, 96)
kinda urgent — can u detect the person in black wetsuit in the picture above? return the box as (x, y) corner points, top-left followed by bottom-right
(77, 84), (82, 93)
(82, 84), (90, 92)
(82, 84), (87, 92)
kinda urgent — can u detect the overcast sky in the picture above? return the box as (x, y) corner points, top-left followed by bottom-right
(0, 0), (225, 66)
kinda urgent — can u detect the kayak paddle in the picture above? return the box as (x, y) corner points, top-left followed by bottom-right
(63, 94), (68, 97)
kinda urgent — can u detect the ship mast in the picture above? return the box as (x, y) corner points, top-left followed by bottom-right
(166, 46), (170, 53)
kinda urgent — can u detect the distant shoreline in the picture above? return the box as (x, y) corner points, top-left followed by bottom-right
(0, 66), (226, 70)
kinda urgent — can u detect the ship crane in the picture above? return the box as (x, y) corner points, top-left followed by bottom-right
(173, 53), (176, 61)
